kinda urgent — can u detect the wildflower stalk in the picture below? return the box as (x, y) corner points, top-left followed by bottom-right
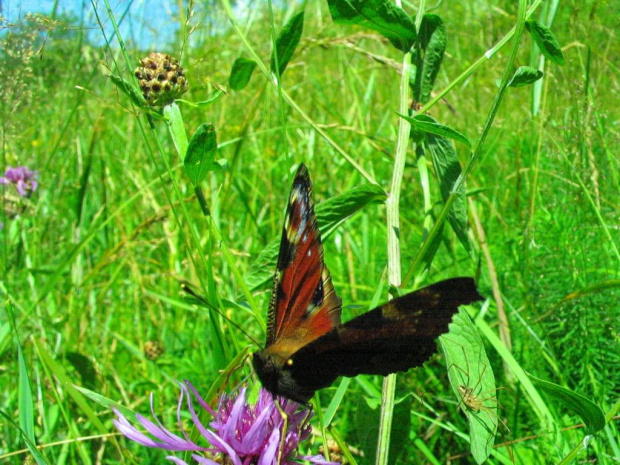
(375, 1), (423, 462)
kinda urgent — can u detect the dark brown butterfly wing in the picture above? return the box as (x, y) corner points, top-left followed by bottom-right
(265, 164), (341, 352)
(283, 278), (483, 396)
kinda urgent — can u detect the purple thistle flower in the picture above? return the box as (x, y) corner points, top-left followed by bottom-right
(0, 166), (38, 197)
(113, 381), (339, 465)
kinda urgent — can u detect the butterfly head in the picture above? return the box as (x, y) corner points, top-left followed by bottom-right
(252, 350), (315, 404)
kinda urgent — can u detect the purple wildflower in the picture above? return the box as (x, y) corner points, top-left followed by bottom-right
(0, 166), (38, 197)
(113, 381), (339, 465)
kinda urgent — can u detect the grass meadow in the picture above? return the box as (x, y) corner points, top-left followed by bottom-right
(1, 0), (619, 463)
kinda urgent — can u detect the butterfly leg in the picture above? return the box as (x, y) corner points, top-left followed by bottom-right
(274, 398), (288, 465)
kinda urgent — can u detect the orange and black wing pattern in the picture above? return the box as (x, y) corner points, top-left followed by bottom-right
(253, 163), (482, 403)
(264, 164), (341, 357)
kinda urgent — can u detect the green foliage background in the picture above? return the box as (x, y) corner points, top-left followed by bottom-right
(1, 1), (618, 463)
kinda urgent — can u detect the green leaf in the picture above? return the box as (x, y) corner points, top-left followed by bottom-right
(72, 385), (136, 421)
(525, 19), (565, 65)
(246, 183), (386, 290)
(271, 10), (305, 77)
(6, 301), (48, 464)
(324, 378), (350, 427)
(328, 0), (416, 53)
(176, 89), (225, 107)
(418, 14), (446, 103)
(18, 345), (35, 444)
(184, 123), (220, 186)
(399, 113), (471, 148)
(108, 74), (146, 107)
(164, 102), (189, 157)
(440, 311), (497, 464)
(229, 58), (258, 91)
(424, 130), (471, 253)
(509, 66), (544, 87)
(0, 410), (49, 465)
(529, 374), (606, 434)
(315, 183), (387, 236)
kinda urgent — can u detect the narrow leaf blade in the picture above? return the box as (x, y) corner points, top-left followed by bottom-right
(18, 346), (35, 443)
(73, 385), (137, 420)
(271, 10), (305, 76)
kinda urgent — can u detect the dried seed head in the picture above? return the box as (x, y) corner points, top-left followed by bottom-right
(134, 53), (188, 106)
(144, 340), (165, 361)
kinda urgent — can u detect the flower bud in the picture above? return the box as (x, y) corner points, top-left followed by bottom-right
(134, 53), (188, 106)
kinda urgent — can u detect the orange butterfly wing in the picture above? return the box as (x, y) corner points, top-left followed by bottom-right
(265, 164), (341, 358)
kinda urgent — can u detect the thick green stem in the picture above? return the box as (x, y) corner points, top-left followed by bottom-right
(375, 1), (420, 463)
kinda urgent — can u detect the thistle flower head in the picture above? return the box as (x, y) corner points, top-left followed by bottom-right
(0, 166), (38, 197)
(113, 381), (338, 465)
(134, 52), (188, 106)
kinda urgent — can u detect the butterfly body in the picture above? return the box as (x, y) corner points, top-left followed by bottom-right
(253, 164), (482, 403)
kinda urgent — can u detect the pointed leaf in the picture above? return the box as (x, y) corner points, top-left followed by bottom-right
(164, 102), (189, 157)
(418, 14), (446, 103)
(328, 0), (416, 53)
(315, 183), (387, 236)
(399, 113), (471, 148)
(529, 374), (605, 434)
(440, 310), (497, 464)
(525, 19), (565, 65)
(271, 10), (305, 77)
(324, 378), (350, 427)
(424, 129), (471, 253)
(509, 66), (544, 87)
(246, 183), (386, 290)
(0, 410), (49, 464)
(229, 58), (258, 90)
(184, 123), (220, 186)
(72, 385), (136, 420)
(18, 345), (35, 443)
(177, 89), (225, 107)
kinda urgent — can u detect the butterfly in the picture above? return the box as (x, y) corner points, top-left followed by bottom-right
(252, 164), (482, 403)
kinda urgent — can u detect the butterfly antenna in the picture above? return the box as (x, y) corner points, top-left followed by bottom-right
(181, 283), (261, 348)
